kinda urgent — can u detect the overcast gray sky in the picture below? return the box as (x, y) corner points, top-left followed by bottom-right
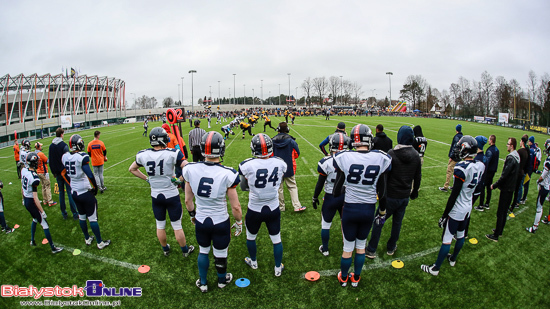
(2, 0), (549, 106)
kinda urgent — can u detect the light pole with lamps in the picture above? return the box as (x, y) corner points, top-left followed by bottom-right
(295, 87), (298, 105)
(233, 74), (236, 105)
(131, 93), (136, 117)
(287, 73), (291, 105)
(386, 72), (393, 107)
(243, 84), (246, 105)
(261, 80), (263, 104)
(278, 84), (281, 105)
(218, 81), (220, 104)
(340, 76), (343, 105)
(252, 88), (255, 105)
(189, 70), (197, 111)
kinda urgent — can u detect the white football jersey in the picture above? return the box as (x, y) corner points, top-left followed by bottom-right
(539, 157), (550, 190)
(21, 167), (40, 198)
(135, 148), (184, 199)
(333, 150), (392, 204)
(448, 160), (486, 220)
(19, 149), (29, 168)
(317, 155), (337, 194)
(238, 157), (287, 212)
(182, 162), (240, 225)
(62, 152), (93, 195)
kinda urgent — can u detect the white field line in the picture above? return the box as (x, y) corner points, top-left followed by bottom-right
(58, 243), (141, 271)
(422, 165), (447, 169)
(104, 156), (134, 171)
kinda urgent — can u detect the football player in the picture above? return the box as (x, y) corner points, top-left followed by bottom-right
(313, 132), (350, 256)
(0, 180), (16, 233)
(183, 131), (242, 293)
(19, 139), (31, 169)
(240, 121), (254, 139)
(421, 136), (485, 275)
(412, 125), (427, 165)
(62, 135), (110, 250)
(263, 114), (276, 132)
(221, 123), (235, 140)
(332, 124), (392, 287)
(22, 153), (63, 253)
(129, 127), (194, 257)
(527, 139), (550, 230)
(239, 134), (287, 276)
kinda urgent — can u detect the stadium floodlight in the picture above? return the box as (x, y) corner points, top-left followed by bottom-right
(189, 70), (197, 111)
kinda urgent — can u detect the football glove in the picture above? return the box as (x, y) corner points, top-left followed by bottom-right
(145, 177), (150, 184)
(374, 213), (386, 225)
(231, 220), (243, 237)
(171, 177), (183, 185)
(188, 210), (196, 225)
(410, 190), (418, 200)
(89, 186), (98, 196)
(41, 211), (47, 219)
(438, 217), (447, 229)
(312, 197), (319, 209)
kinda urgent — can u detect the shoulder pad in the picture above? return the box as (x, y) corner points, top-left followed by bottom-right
(239, 158), (255, 166)
(318, 156), (332, 165)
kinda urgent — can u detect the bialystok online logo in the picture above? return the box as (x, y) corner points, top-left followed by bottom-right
(1, 280), (142, 299)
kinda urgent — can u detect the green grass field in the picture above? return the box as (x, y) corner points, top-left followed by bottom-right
(0, 115), (548, 308)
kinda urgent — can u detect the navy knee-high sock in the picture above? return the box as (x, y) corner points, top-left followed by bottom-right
(451, 237), (465, 261)
(321, 229), (330, 251)
(0, 212), (7, 229)
(273, 243), (283, 267)
(198, 253), (209, 285)
(340, 257), (352, 278)
(89, 222), (103, 243)
(434, 244), (451, 270)
(31, 221), (37, 242)
(354, 253), (366, 277)
(43, 228), (54, 250)
(246, 239), (257, 261)
(79, 220), (90, 239)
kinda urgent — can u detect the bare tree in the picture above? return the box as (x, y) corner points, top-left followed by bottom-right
(480, 71), (494, 115)
(301, 77), (313, 107)
(312, 77), (327, 107)
(328, 76), (341, 105)
(449, 83), (460, 116)
(351, 82), (363, 105)
(163, 97), (174, 108)
(400, 75), (426, 111)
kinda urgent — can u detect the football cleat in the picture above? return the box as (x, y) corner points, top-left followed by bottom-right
(183, 245), (195, 258)
(245, 257), (258, 269)
(438, 187), (449, 192)
(447, 254), (456, 267)
(420, 264), (439, 276)
(519, 199), (526, 205)
(541, 218), (550, 225)
(97, 240), (111, 250)
(485, 234), (498, 242)
(85, 235), (95, 246)
(274, 264), (284, 277)
(218, 273), (233, 289)
(319, 245), (329, 257)
(163, 244), (171, 256)
(349, 273), (361, 287)
(51, 246), (64, 254)
(5, 228), (15, 234)
(474, 205), (485, 212)
(525, 226), (537, 233)
(365, 250), (377, 259)
(337, 271), (348, 287)
(49, 202), (58, 207)
(387, 246), (397, 256)
(30, 240), (37, 246)
(196, 279), (208, 293)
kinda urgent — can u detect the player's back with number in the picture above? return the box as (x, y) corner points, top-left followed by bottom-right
(450, 160), (485, 219)
(239, 157), (286, 210)
(334, 150), (391, 204)
(136, 148), (183, 198)
(182, 162), (239, 223)
(62, 152), (91, 194)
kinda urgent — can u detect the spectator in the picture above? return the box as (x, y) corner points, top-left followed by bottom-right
(534, 142), (542, 174)
(526, 139), (550, 233)
(188, 119), (206, 162)
(34, 142), (57, 207)
(521, 136), (540, 204)
(87, 131), (108, 193)
(366, 125), (421, 259)
(14, 140), (21, 179)
(372, 124), (392, 152)
(486, 137), (520, 242)
(476, 135), (499, 211)
(272, 122), (304, 212)
(412, 125), (427, 166)
(49, 128), (78, 219)
(439, 124), (463, 192)
(319, 122), (347, 156)
(510, 135), (529, 211)
(143, 118), (149, 137)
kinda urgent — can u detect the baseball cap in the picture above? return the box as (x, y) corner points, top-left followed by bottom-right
(337, 122), (346, 130)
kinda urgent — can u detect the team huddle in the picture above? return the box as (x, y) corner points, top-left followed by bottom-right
(6, 118), (550, 292)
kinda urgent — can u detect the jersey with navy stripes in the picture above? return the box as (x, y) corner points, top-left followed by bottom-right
(136, 148), (184, 199)
(449, 160), (486, 220)
(62, 152), (94, 195)
(21, 167), (40, 198)
(317, 155), (338, 194)
(239, 157), (287, 211)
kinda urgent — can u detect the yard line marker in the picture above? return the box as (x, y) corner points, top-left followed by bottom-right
(105, 156), (134, 171)
(58, 243), (140, 271)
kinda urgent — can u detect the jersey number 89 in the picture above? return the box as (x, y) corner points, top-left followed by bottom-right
(347, 164), (380, 185)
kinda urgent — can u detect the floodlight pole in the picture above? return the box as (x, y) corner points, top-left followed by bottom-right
(189, 70), (197, 111)
(386, 72), (393, 107)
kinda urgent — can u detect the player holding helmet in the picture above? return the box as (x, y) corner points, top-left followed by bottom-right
(62, 134), (110, 250)
(182, 131), (242, 293)
(421, 135), (485, 275)
(129, 127), (194, 257)
(239, 133), (287, 276)
(332, 124), (392, 288)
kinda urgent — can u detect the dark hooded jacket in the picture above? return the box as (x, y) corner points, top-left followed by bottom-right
(49, 137), (70, 176)
(493, 150), (520, 192)
(386, 126), (422, 199)
(373, 131), (393, 152)
(272, 133), (300, 177)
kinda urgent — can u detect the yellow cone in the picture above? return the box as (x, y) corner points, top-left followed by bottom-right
(392, 260), (404, 269)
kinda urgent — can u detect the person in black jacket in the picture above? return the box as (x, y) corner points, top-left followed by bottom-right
(366, 126), (421, 258)
(412, 125), (427, 166)
(319, 122), (347, 156)
(439, 124), (463, 192)
(372, 124), (392, 152)
(510, 135), (529, 212)
(476, 135), (499, 211)
(48, 128), (78, 220)
(486, 137), (520, 242)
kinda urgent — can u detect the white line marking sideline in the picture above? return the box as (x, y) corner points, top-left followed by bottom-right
(58, 243), (140, 271)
